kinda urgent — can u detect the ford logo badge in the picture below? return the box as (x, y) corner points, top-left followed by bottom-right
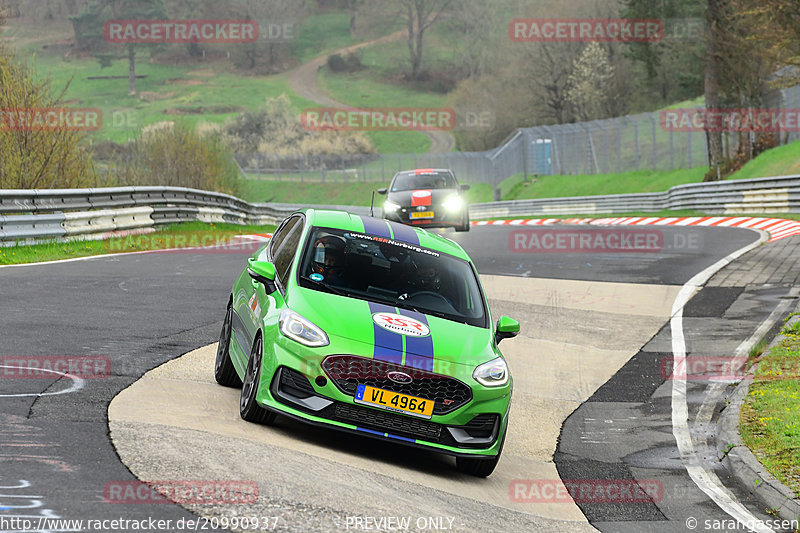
(387, 371), (413, 385)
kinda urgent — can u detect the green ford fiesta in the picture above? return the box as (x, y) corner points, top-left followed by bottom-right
(214, 209), (520, 476)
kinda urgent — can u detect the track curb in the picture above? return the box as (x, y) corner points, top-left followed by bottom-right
(718, 311), (800, 522)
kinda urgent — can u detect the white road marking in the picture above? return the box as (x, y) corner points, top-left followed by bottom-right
(670, 229), (775, 533)
(0, 366), (85, 398)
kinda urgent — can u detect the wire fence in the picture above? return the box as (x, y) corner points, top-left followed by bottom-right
(234, 83), (800, 195)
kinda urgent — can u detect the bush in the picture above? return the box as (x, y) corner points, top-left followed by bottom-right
(326, 52), (363, 73)
(220, 94), (375, 157)
(111, 122), (240, 196)
(0, 44), (96, 188)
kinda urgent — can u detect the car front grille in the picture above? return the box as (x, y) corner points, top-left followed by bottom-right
(332, 403), (442, 441)
(321, 355), (472, 415)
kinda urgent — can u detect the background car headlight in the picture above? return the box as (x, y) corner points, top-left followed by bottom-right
(442, 195), (464, 213)
(473, 357), (509, 387)
(383, 200), (401, 213)
(279, 309), (329, 347)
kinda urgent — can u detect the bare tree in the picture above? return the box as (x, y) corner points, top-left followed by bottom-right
(704, 0), (728, 179)
(232, 0), (306, 70)
(378, 0), (454, 80)
(445, 0), (499, 80)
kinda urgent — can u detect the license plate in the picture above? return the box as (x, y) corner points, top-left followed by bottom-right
(354, 384), (434, 419)
(410, 211), (434, 220)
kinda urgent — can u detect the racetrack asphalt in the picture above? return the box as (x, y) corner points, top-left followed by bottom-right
(1, 224), (795, 532)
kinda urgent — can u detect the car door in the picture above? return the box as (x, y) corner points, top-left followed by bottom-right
(231, 214), (304, 370)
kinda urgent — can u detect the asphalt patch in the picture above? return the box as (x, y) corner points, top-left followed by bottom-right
(587, 350), (670, 403)
(683, 287), (744, 318)
(553, 454), (667, 522)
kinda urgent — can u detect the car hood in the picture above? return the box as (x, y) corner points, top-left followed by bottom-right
(388, 188), (460, 207)
(289, 288), (494, 369)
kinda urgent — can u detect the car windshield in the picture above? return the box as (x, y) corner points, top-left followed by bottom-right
(297, 227), (487, 328)
(391, 171), (457, 192)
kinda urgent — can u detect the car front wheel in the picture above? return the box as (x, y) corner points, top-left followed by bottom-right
(214, 304), (242, 387)
(239, 335), (277, 425)
(455, 212), (470, 232)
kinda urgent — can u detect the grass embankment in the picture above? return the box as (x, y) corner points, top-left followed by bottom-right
(26, 52), (317, 144)
(740, 314), (800, 496)
(0, 222), (274, 266)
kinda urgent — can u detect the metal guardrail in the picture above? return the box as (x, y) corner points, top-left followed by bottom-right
(1, 176), (799, 244)
(468, 175), (800, 219)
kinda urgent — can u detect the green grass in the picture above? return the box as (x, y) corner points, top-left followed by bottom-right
(730, 141), (800, 180)
(740, 314), (800, 496)
(502, 167), (708, 200)
(239, 179), (493, 206)
(291, 12), (360, 63)
(0, 222), (275, 265)
(317, 58), (449, 154)
(319, 66), (449, 109)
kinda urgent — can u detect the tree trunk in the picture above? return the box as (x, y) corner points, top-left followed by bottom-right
(350, 12), (356, 35)
(704, 0), (725, 181)
(406, 4), (418, 79)
(128, 45), (137, 96)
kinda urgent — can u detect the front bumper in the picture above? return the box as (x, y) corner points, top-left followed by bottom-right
(254, 345), (510, 457)
(383, 207), (466, 228)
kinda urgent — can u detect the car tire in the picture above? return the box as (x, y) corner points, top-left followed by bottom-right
(239, 335), (277, 425)
(455, 429), (505, 477)
(455, 212), (470, 232)
(214, 304), (242, 387)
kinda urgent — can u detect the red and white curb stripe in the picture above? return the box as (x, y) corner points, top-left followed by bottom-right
(473, 217), (800, 243)
(238, 233), (273, 241)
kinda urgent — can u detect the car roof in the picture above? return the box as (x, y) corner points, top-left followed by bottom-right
(299, 209), (471, 261)
(393, 168), (455, 177)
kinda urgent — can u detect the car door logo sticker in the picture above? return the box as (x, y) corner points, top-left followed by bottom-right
(372, 313), (431, 337)
(248, 294), (261, 317)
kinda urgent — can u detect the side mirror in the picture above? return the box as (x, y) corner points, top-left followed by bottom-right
(495, 316), (520, 345)
(377, 188), (388, 195)
(248, 259), (277, 291)
(460, 184), (471, 191)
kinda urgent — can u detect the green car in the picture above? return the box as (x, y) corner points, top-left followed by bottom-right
(214, 209), (519, 476)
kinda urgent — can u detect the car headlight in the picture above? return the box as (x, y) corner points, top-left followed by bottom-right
(442, 195), (464, 213)
(383, 200), (401, 213)
(279, 309), (329, 347)
(473, 357), (508, 387)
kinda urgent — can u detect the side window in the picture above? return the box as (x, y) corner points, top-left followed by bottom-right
(272, 217), (304, 289)
(269, 216), (299, 259)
